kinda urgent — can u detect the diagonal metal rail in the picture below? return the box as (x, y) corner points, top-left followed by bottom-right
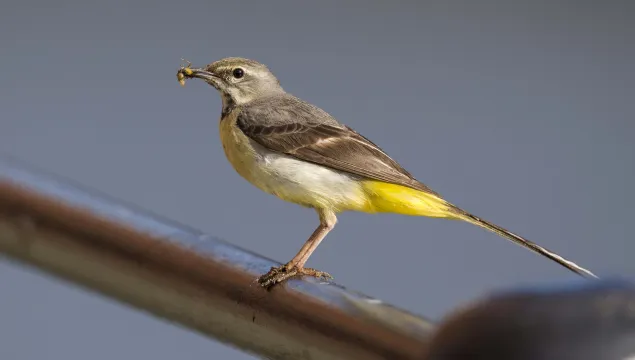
(0, 157), (435, 360)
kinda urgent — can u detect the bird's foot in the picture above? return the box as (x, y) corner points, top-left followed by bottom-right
(257, 264), (333, 289)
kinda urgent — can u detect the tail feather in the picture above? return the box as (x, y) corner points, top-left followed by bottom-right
(456, 210), (598, 279)
(362, 180), (597, 278)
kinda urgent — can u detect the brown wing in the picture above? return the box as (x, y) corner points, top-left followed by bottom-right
(236, 96), (440, 196)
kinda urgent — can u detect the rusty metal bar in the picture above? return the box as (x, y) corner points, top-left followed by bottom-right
(0, 157), (435, 360)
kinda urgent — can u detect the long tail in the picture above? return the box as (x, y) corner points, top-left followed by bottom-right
(455, 209), (598, 278)
(361, 180), (598, 278)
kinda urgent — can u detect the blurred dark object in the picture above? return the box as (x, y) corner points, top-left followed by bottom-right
(425, 280), (635, 360)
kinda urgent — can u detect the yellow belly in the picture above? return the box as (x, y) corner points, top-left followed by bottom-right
(218, 112), (371, 212)
(359, 181), (456, 218)
(218, 111), (455, 219)
(218, 113), (262, 184)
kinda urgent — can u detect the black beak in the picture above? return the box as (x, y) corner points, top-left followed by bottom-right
(177, 67), (218, 86)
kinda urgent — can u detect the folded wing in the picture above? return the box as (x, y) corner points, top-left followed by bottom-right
(236, 96), (439, 196)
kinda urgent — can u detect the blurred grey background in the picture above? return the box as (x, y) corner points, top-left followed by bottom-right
(1, 0), (634, 359)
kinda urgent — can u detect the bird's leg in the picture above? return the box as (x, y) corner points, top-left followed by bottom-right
(258, 210), (337, 289)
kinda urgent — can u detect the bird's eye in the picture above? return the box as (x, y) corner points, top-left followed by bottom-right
(232, 68), (244, 79)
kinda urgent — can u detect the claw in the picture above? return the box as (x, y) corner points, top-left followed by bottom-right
(257, 265), (332, 289)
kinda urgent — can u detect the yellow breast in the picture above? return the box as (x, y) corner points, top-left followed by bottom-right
(217, 110), (453, 218)
(217, 110), (371, 212)
(218, 111), (261, 183)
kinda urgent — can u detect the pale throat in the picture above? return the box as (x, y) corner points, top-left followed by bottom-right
(220, 88), (259, 119)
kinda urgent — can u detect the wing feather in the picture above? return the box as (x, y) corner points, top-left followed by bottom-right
(236, 96), (439, 196)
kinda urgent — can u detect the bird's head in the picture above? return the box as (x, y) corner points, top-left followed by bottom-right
(177, 57), (284, 106)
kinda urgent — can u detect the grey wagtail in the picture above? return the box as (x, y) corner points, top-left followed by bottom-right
(176, 57), (597, 288)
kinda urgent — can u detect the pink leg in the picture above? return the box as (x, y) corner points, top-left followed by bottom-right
(258, 209), (337, 289)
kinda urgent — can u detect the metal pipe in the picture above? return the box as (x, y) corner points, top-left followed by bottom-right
(0, 157), (435, 360)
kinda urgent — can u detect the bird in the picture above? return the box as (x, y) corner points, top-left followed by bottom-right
(176, 57), (597, 289)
